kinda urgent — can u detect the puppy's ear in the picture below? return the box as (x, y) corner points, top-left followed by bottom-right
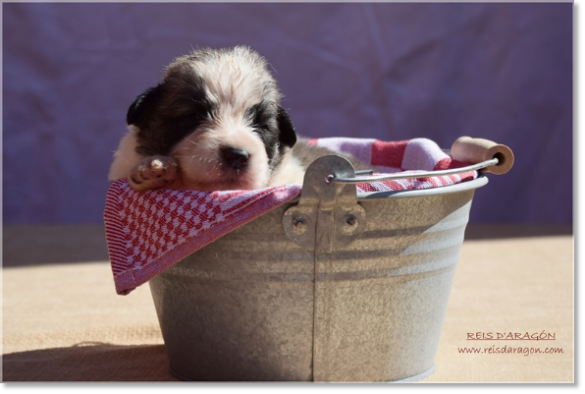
(276, 106), (297, 148)
(126, 85), (163, 125)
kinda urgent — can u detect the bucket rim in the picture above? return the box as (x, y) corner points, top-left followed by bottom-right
(357, 173), (489, 200)
(287, 173), (488, 203)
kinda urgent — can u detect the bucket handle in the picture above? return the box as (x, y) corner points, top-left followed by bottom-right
(327, 158), (497, 185)
(328, 136), (514, 184)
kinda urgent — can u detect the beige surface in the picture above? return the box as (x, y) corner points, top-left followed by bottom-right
(426, 235), (573, 383)
(1, 225), (574, 382)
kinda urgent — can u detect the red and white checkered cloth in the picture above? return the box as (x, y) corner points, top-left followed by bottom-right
(104, 137), (477, 295)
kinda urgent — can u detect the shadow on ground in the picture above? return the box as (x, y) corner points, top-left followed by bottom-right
(2, 342), (176, 382)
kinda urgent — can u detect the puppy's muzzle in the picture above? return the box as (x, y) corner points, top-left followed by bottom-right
(221, 147), (249, 171)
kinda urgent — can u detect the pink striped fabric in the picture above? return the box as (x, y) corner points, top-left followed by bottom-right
(104, 137), (476, 295)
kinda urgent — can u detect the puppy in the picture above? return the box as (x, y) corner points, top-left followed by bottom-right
(108, 46), (368, 192)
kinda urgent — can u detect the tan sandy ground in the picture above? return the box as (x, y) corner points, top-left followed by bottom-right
(1, 225), (573, 382)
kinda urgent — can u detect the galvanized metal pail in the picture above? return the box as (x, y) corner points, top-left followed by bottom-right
(148, 155), (488, 382)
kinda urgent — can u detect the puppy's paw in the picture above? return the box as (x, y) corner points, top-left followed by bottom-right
(128, 155), (178, 191)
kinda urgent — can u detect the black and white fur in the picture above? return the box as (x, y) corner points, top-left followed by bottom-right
(108, 46), (367, 192)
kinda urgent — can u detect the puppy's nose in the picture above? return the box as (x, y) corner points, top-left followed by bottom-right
(221, 147), (249, 170)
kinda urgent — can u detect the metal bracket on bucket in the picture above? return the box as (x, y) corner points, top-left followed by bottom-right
(282, 155), (366, 253)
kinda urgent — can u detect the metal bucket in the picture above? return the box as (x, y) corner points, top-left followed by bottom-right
(148, 155), (488, 382)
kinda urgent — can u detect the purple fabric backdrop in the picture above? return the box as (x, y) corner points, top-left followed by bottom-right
(3, 2), (572, 224)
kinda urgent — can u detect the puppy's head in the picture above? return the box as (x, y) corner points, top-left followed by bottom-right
(126, 46), (297, 191)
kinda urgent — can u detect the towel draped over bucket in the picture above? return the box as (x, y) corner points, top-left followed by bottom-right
(104, 137), (477, 295)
